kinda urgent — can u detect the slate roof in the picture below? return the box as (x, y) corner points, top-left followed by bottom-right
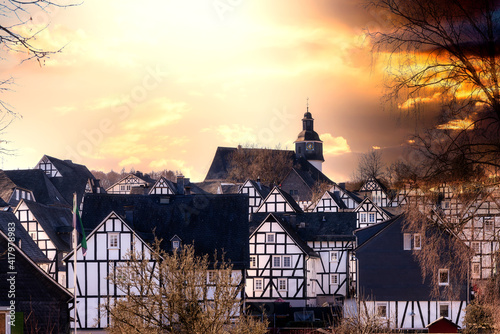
(0, 211), (49, 263)
(286, 158), (334, 188)
(204, 146), (296, 181)
(249, 212), (357, 242)
(42, 155), (97, 205)
(21, 200), (73, 252)
(80, 193), (250, 269)
(246, 179), (271, 199)
(0, 169), (67, 206)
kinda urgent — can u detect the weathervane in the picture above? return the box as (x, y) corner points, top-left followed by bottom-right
(306, 97), (309, 112)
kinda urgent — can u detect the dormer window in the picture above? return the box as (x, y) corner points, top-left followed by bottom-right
(171, 235), (182, 250)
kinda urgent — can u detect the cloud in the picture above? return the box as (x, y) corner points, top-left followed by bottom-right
(437, 118), (474, 130)
(321, 133), (351, 155)
(53, 105), (76, 115)
(215, 124), (257, 145)
(118, 156), (141, 167)
(122, 98), (189, 131)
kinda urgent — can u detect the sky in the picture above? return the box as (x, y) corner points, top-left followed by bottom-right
(0, 0), (418, 182)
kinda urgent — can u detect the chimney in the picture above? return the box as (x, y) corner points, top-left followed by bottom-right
(185, 186), (191, 195)
(124, 205), (134, 223)
(176, 174), (185, 194)
(256, 177), (261, 189)
(339, 182), (346, 190)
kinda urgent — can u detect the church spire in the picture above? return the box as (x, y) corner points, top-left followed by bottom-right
(294, 100), (324, 171)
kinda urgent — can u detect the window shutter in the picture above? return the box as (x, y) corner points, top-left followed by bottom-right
(403, 233), (412, 250)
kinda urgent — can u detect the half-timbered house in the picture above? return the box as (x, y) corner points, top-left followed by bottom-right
(0, 169), (68, 207)
(354, 214), (468, 330)
(357, 177), (392, 208)
(34, 155), (102, 205)
(354, 197), (392, 229)
(238, 179), (270, 214)
(14, 199), (72, 285)
(246, 212), (357, 307)
(257, 186), (303, 214)
(329, 183), (362, 210)
(309, 191), (346, 213)
(65, 193), (249, 331)
(0, 211), (71, 333)
(105, 172), (156, 194)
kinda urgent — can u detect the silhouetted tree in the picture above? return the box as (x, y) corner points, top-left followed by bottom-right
(354, 149), (385, 182)
(103, 242), (268, 334)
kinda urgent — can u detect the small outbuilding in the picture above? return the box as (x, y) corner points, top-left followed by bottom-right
(426, 316), (460, 333)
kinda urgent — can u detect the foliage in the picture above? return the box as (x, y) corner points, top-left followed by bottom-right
(354, 149), (386, 182)
(103, 242), (268, 334)
(463, 301), (494, 334)
(367, 0), (500, 181)
(91, 168), (177, 189)
(331, 300), (395, 334)
(227, 145), (294, 187)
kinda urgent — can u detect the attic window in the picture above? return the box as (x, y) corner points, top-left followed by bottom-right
(108, 233), (119, 249)
(266, 233), (275, 243)
(172, 240), (180, 250)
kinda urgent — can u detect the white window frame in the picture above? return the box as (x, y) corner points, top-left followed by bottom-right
(255, 278), (263, 291)
(266, 233), (275, 243)
(330, 251), (338, 262)
(330, 274), (339, 285)
(360, 213), (367, 223)
(250, 256), (256, 268)
(172, 240), (180, 250)
(369, 213), (375, 223)
(376, 302), (388, 318)
(439, 302), (450, 318)
(273, 256), (281, 268)
(283, 255), (292, 268)
(438, 269), (449, 286)
(403, 233), (412, 250)
(278, 278), (287, 291)
(108, 233), (119, 249)
(413, 233), (422, 250)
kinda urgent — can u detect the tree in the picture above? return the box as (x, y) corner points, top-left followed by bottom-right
(227, 145), (294, 187)
(354, 149), (385, 182)
(367, 0), (500, 180)
(103, 242), (268, 334)
(1, 1), (72, 112)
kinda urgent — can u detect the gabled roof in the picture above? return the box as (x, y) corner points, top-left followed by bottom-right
(106, 173), (156, 192)
(353, 197), (393, 218)
(310, 191), (348, 211)
(80, 193), (249, 269)
(0, 211), (49, 263)
(148, 176), (177, 195)
(354, 215), (399, 250)
(0, 169), (67, 206)
(330, 182), (363, 204)
(358, 176), (389, 193)
(242, 179), (271, 199)
(18, 200), (73, 252)
(286, 158), (333, 189)
(204, 146), (296, 182)
(257, 186), (304, 213)
(250, 213), (319, 257)
(249, 212), (357, 242)
(38, 155), (97, 205)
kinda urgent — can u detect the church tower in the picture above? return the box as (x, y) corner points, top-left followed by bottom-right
(294, 102), (324, 171)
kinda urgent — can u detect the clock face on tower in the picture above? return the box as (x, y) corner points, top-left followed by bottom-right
(306, 142), (314, 151)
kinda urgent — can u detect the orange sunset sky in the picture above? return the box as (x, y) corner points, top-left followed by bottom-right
(0, 0), (418, 182)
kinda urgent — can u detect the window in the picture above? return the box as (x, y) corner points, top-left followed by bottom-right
(283, 256), (291, 268)
(273, 256), (281, 268)
(414, 234), (422, 250)
(108, 233), (119, 248)
(172, 240), (180, 250)
(472, 242), (480, 254)
(439, 303), (450, 318)
(369, 213), (375, 223)
(250, 256), (256, 268)
(120, 185), (125, 191)
(330, 274), (339, 285)
(376, 303), (387, 318)
(472, 263), (480, 275)
(330, 251), (338, 262)
(403, 233), (412, 250)
(278, 279), (287, 291)
(266, 233), (275, 243)
(485, 219), (494, 231)
(360, 213), (367, 223)
(207, 271), (216, 284)
(255, 278), (263, 290)
(438, 269), (449, 285)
